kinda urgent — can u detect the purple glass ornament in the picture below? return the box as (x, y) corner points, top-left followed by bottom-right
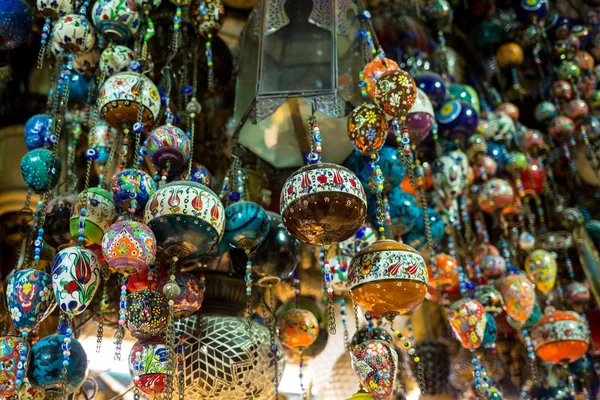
(146, 124), (191, 170)
(413, 72), (447, 109)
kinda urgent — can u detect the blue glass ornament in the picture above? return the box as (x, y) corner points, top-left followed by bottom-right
(482, 313), (497, 346)
(110, 168), (157, 212)
(0, 0), (31, 51)
(403, 208), (445, 249)
(27, 334), (87, 395)
(486, 142), (509, 172)
(386, 186), (420, 235)
(6, 269), (56, 333)
(546, 14), (572, 41)
(67, 73), (91, 103)
(436, 100), (478, 141)
(190, 165), (212, 188)
(21, 149), (61, 194)
(413, 71), (447, 109)
(517, 0), (548, 24)
(223, 201), (270, 250)
(24, 114), (53, 150)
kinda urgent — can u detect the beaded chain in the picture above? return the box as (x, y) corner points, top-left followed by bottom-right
(340, 298), (349, 350)
(299, 351), (307, 400)
(96, 266), (110, 353)
(245, 248), (254, 333)
(320, 247), (336, 335)
(163, 256), (182, 400)
(393, 328), (426, 395)
(269, 285), (279, 399)
(114, 275), (128, 361)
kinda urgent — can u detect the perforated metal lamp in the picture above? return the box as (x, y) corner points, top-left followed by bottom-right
(231, 0), (374, 168)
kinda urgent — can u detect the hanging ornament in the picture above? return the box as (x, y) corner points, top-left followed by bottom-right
(405, 88), (435, 146)
(27, 334), (87, 395)
(145, 181), (225, 259)
(481, 313), (497, 346)
(91, 0), (140, 43)
(450, 299), (486, 349)
(281, 163), (367, 246)
(24, 114), (54, 151)
(125, 289), (168, 338)
(478, 178), (515, 214)
(436, 100), (478, 142)
(413, 71), (447, 109)
(339, 223), (377, 258)
(6, 269), (55, 333)
(347, 103), (387, 156)
(129, 337), (170, 395)
(277, 308), (319, 349)
(99, 45), (135, 76)
(43, 195), (75, 248)
(158, 273), (203, 318)
(51, 246), (102, 315)
(0, 336), (27, 397)
(474, 285), (504, 316)
(348, 240), (427, 320)
(0, 0), (32, 51)
(70, 187), (117, 246)
(189, 164), (212, 187)
(52, 14), (96, 54)
(102, 220), (157, 274)
(432, 154), (467, 199)
(146, 123), (191, 171)
(525, 249), (558, 295)
(496, 42), (526, 96)
(111, 169), (157, 214)
(498, 274), (536, 323)
(20, 149), (61, 194)
(361, 57), (400, 101)
(532, 310), (589, 364)
(351, 339), (398, 400)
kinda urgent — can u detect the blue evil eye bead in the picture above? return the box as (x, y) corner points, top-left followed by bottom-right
(84, 148), (99, 160)
(24, 114), (53, 150)
(21, 149), (61, 193)
(0, 0), (32, 51)
(133, 122), (145, 134)
(190, 165), (212, 187)
(305, 151), (321, 164)
(129, 60), (141, 71)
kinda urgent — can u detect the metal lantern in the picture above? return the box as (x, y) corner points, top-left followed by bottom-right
(231, 0), (374, 168)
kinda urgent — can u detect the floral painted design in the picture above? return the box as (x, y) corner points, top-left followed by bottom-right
(129, 338), (170, 395)
(51, 246), (101, 315)
(351, 339), (398, 399)
(52, 14), (95, 54)
(450, 299), (486, 349)
(347, 103), (387, 156)
(6, 269), (56, 333)
(0, 336), (26, 397)
(70, 187), (117, 245)
(102, 220), (156, 274)
(373, 69), (416, 117)
(146, 124), (190, 169)
(348, 249), (427, 289)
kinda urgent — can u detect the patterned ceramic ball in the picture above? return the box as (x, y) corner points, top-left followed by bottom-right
(24, 114), (53, 150)
(6, 269), (56, 333)
(146, 123), (191, 170)
(27, 334), (87, 395)
(413, 71), (446, 109)
(99, 45), (134, 76)
(36, 0), (73, 20)
(534, 101), (558, 123)
(72, 48), (100, 76)
(548, 116), (575, 141)
(532, 310), (589, 364)
(478, 178), (515, 214)
(43, 194), (75, 248)
(102, 220), (156, 275)
(189, 164), (212, 187)
(347, 103), (387, 156)
(111, 168), (157, 213)
(496, 42), (524, 68)
(92, 0), (140, 43)
(129, 338), (169, 395)
(125, 289), (168, 339)
(436, 100), (478, 141)
(21, 149), (61, 194)
(52, 14), (96, 54)
(190, 0), (224, 36)
(362, 57), (400, 100)
(70, 187), (118, 246)
(373, 69), (417, 117)
(0, 0), (32, 50)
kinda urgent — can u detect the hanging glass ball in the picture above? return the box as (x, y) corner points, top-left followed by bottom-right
(347, 103), (387, 156)
(6, 269), (55, 333)
(428, 253), (458, 289)
(329, 255), (351, 292)
(158, 273), (203, 318)
(190, 0), (224, 36)
(51, 246), (102, 315)
(36, 0), (72, 20)
(525, 249), (557, 295)
(406, 88), (435, 144)
(145, 181), (225, 259)
(91, 0), (139, 43)
(358, 146), (407, 190)
(565, 282), (590, 306)
(519, 130), (548, 156)
(190, 164), (212, 187)
(0, 336), (26, 397)
(373, 69), (417, 117)
(111, 168), (157, 213)
(474, 285), (504, 316)
(129, 338), (169, 395)
(480, 254), (507, 279)
(43, 194), (74, 248)
(280, 163), (367, 246)
(102, 220), (156, 275)
(386, 186), (420, 235)
(24, 114), (53, 150)
(174, 315), (285, 399)
(0, 0), (31, 50)
(146, 123), (191, 170)
(27, 334), (87, 395)
(498, 274), (536, 323)
(447, 84), (480, 113)
(496, 42), (524, 68)
(125, 289), (168, 339)
(98, 72), (161, 130)
(436, 100), (478, 141)
(70, 187), (118, 246)
(278, 308), (319, 349)
(450, 299), (486, 349)
(551, 80), (573, 101)
(348, 240), (427, 319)
(478, 178), (515, 214)
(351, 339), (398, 400)
(413, 71), (446, 109)
(72, 48), (100, 76)
(532, 310), (589, 364)
(52, 14), (96, 54)
(99, 45), (134, 76)
(229, 211), (299, 286)
(548, 116), (575, 141)
(21, 149), (61, 194)
(534, 101), (558, 123)
(90, 120), (117, 164)
(564, 99), (589, 121)
(431, 154), (466, 199)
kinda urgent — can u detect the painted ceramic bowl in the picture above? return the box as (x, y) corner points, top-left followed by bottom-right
(0, 0), (32, 50)
(27, 334), (87, 395)
(98, 72), (161, 130)
(20, 149), (61, 194)
(280, 163), (367, 246)
(532, 310), (589, 364)
(92, 0), (140, 42)
(102, 220), (156, 274)
(24, 114), (53, 150)
(144, 181), (225, 259)
(110, 168), (157, 212)
(125, 289), (168, 339)
(99, 45), (134, 76)
(348, 240), (428, 319)
(52, 14), (96, 54)
(51, 246), (102, 315)
(129, 338), (169, 395)
(146, 123), (191, 170)
(70, 187), (118, 246)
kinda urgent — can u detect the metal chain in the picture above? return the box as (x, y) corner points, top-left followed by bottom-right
(96, 266), (109, 352)
(163, 260), (179, 400)
(269, 286), (279, 400)
(133, 387), (141, 400)
(417, 361), (427, 396)
(353, 301), (360, 332)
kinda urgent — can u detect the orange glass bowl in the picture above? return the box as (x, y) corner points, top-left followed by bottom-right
(348, 240), (428, 319)
(532, 310), (589, 364)
(277, 308), (319, 349)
